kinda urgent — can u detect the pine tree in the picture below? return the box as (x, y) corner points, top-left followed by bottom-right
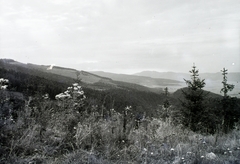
(181, 64), (206, 132)
(160, 87), (171, 122)
(221, 68), (234, 97)
(163, 87), (170, 109)
(220, 68), (236, 133)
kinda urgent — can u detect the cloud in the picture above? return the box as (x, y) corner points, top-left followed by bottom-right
(0, 0), (240, 73)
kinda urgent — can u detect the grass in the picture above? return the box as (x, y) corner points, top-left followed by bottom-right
(1, 101), (240, 164)
(1, 86), (240, 163)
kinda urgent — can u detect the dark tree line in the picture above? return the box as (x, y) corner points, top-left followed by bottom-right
(180, 65), (240, 134)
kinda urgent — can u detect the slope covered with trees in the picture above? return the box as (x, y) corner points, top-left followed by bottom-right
(1, 61), (240, 163)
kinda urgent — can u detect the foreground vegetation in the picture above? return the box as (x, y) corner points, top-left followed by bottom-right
(1, 101), (240, 163)
(1, 65), (240, 163)
(0, 84), (240, 163)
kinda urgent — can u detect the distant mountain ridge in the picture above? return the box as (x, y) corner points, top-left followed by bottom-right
(134, 70), (240, 97)
(134, 70), (240, 82)
(0, 59), (172, 112)
(0, 59), (164, 94)
(26, 63), (113, 84)
(1, 59), (239, 97)
(91, 71), (183, 89)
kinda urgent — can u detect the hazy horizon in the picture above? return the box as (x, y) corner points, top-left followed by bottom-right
(1, 1), (240, 74)
(2, 58), (240, 75)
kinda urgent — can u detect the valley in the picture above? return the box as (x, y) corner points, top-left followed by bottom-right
(1, 59), (240, 163)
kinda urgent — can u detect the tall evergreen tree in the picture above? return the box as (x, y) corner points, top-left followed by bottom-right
(160, 87), (171, 122)
(163, 87), (170, 109)
(181, 64), (206, 132)
(221, 68), (234, 97)
(220, 68), (236, 133)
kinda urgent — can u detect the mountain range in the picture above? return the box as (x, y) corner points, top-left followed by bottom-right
(1, 58), (240, 115)
(133, 70), (240, 97)
(0, 59), (164, 94)
(1, 59), (239, 98)
(134, 70), (240, 82)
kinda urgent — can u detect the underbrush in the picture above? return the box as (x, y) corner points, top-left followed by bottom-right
(1, 100), (240, 164)
(1, 82), (240, 164)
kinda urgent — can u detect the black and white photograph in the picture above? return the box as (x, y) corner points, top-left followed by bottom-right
(0, 0), (240, 163)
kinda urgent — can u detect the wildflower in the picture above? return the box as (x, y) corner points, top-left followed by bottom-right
(43, 93), (49, 99)
(0, 78), (8, 83)
(64, 91), (70, 94)
(229, 151), (232, 154)
(73, 83), (78, 87)
(77, 91), (84, 95)
(150, 152), (153, 155)
(202, 141), (206, 144)
(201, 156), (204, 158)
(55, 83), (85, 102)
(0, 78), (9, 90)
(224, 152), (227, 155)
(143, 148), (147, 151)
(171, 148), (174, 151)
(0, 85), (7, 90)
(74, 87), (78, 91)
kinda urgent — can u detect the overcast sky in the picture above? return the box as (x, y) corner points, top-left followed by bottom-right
(0, 0), (240, 74)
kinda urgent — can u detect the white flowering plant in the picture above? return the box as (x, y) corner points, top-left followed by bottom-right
(55, 83), (86, 111)
(0, 78), (9, 90)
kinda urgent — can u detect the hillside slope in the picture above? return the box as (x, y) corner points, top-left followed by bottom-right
(0, 59), (160, 93)
(91, 71), (183, 89)
(0, 59), (169, 113)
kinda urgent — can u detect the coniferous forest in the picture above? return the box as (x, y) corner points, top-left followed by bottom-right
(0, 60), (240, 163)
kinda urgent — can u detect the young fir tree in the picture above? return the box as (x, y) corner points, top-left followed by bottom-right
(163, 87), (170, 109)
(221, 68), (234, 97)
(181, 64), (206, 132)
(160, 87), (171, 122)
(220, 68), (236, 133)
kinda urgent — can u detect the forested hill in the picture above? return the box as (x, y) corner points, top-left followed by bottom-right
(1, 59), (237, 115)
(0, 59), (167, 114)
(0, 59), (164, 94)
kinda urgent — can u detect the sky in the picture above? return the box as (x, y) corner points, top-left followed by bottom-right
(0, 0), (240, 74)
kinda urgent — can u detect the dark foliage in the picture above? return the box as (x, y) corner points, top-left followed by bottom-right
(181, 65), (210, 133)
(219, 68), (238, 133)
(0, 67), (70, 99)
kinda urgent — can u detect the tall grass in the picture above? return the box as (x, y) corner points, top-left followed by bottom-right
(1, 82), (240, 163)
(1, 99), (240, 163)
